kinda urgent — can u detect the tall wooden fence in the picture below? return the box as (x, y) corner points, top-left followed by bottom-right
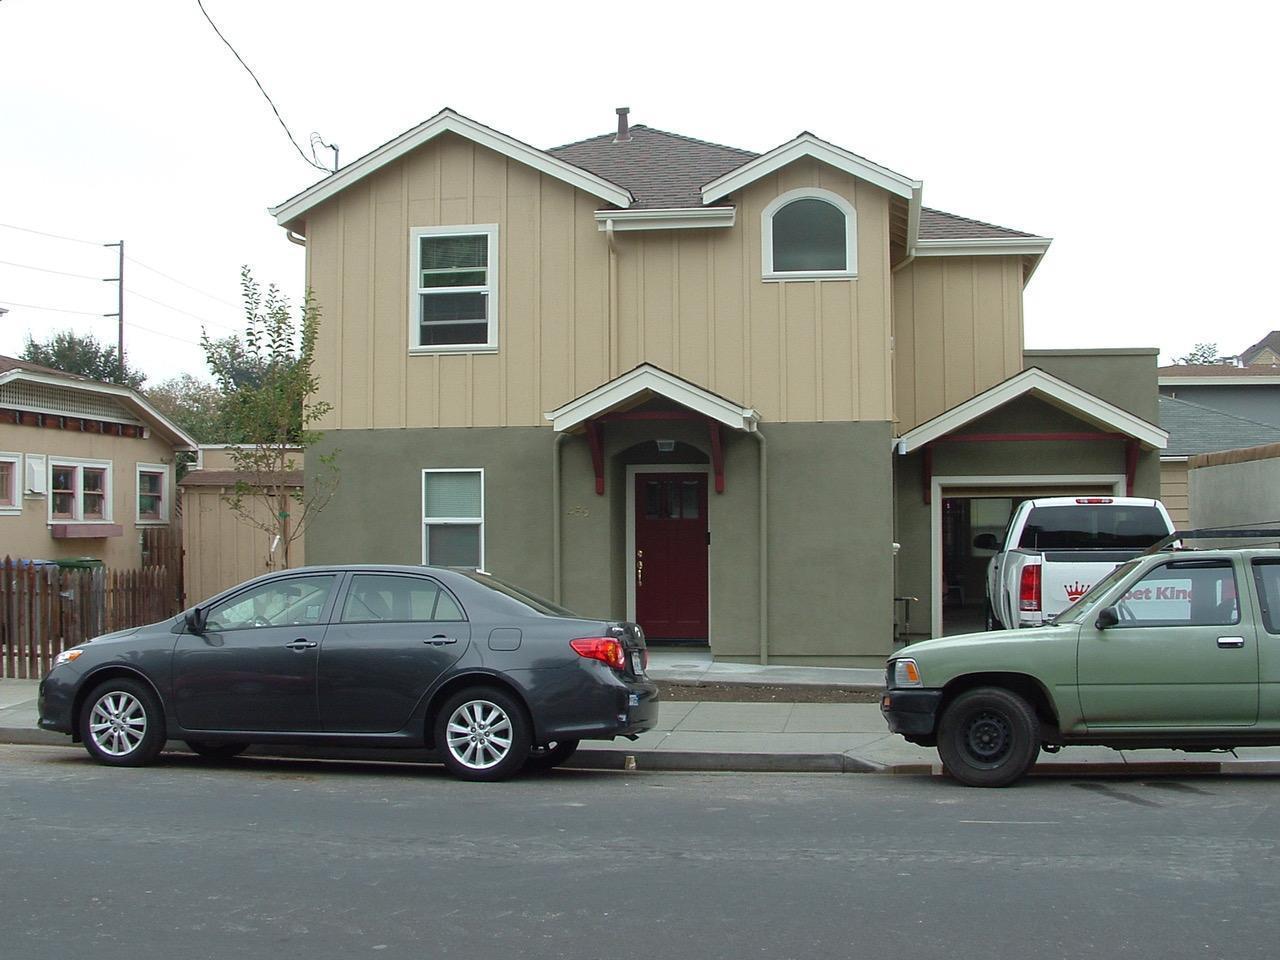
(0, 558), (181, 679)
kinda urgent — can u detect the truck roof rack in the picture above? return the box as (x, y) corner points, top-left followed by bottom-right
(1146, 528), (1280, 555)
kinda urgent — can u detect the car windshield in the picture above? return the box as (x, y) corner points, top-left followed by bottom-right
(1050, 560), (1141, 624)
(460, 571), (581, 618)
(1018, 505), (1169, 550)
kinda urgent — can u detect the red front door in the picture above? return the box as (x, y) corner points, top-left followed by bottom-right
(634, 473), (709, 640)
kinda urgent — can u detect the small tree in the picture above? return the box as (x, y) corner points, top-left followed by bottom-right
(1175, 342), (1224, 365)
(201, 267), (338, 569)
(22, 330), (146, 387)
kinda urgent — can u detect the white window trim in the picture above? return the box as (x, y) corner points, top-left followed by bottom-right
(0, 452), (21, 515)
(47, 457), (114, 524)
(421, 468), (485, 570)
(408, 224), (499, 355)
(135, 461), (171, 525)
(761, 187), (858, 281)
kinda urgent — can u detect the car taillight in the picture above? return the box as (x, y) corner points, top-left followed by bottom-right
(571, 637), (627, 670)
(1019, 565), (1042, 612)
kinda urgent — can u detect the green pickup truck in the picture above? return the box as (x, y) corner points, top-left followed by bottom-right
(882, 537), (1280, 786)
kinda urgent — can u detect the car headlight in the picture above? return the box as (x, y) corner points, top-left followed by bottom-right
(892, 658), (922, 688)
(53, 648), (84, 667)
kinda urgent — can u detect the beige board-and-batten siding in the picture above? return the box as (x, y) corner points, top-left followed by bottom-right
(1159, 460), (1190, 528)
(181, 469), (306, 606)
(891, 256), (1026, 432)
(303, 135), (897, 430)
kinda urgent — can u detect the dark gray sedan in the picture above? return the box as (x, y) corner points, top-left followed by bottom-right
(38, 565), (658, 781)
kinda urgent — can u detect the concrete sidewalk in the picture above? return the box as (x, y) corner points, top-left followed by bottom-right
(644, 647), (883, 689)
(6, 676), (1280, 776)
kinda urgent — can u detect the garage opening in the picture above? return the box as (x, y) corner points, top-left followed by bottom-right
(938, 483), (1118, 636)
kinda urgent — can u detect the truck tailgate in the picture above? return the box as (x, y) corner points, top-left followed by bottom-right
(1039, 551), (1141, 617)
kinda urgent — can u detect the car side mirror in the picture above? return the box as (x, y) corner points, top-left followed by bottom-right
(972, 533), (999, 551)
(184, 608), (207, 635)
(1095, 606), (1119, 630)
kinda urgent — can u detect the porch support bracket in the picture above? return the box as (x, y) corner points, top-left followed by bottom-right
(709, 422), (725, 493)
(585, 420), (605, 495)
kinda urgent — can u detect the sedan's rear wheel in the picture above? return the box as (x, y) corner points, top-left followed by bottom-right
(79, 678), (165, 767)
(435, 687), (531, 782)
(524, 739), (580, 772)
(185, 740), (250, 761)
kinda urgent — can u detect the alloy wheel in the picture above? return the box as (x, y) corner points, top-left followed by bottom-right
(89, 691), (148, 758)
(445, 699), (514, 770)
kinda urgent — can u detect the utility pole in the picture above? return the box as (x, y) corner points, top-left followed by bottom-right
(103, 240), (124, 381)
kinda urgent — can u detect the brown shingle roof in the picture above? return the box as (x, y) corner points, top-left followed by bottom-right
(918, 207), (1038, 240)
(549, 125), (756, 210)
(548, 124), (1040, 238)
(0, 354), (96, 381)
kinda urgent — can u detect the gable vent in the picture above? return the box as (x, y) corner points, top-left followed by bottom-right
(0, 381), (140, 424)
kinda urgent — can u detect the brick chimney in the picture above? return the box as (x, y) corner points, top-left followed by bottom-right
(614, 106), (631, 143)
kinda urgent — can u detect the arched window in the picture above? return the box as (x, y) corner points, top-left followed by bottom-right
(762, 188), (857, 280)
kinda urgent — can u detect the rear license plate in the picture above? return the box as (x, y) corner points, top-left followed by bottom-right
(631, 651), (645, 675)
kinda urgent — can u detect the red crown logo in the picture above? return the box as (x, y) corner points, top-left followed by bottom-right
(1064, 581), (1089, 602)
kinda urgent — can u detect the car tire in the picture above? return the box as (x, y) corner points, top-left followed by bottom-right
(524, 739), (580, 772)
(937, 687), (1039, 787)
(435, 686), (531, 782)
(79, 677), (166, 768)
(185, 740), (250, 761)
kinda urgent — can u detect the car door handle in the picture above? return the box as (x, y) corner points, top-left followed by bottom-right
(285, 639), (318, 650)
(426, 636), (458, 646)
(1217, 636), (1245, 649)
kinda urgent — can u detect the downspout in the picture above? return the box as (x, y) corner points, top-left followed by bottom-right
(552, 432), (570, 604)
(750, 427), (769, 664)
(606, 218), (619, 378)
(286, 229), (306, 247)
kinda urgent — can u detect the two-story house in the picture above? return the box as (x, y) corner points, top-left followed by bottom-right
(269, 108), (1167, 665)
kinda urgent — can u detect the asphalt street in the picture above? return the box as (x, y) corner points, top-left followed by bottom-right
(1, 745), (1277, 960)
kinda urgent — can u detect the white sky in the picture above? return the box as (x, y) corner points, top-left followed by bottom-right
(2, 0), (1276, 384)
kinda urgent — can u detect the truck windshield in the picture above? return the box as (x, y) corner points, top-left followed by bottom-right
(1051, 560), (1140, 623)
(1018, 505), (1169, 550)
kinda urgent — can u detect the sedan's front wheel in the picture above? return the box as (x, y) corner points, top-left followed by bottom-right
(79, 678), (166, 767)
(435, 687), (531, 782)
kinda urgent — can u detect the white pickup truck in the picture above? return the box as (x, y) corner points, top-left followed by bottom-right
(980, 496), (1175, 630)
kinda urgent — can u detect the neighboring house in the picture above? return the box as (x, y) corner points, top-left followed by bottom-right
(268, 108), (1168, 663)
(179, 445), (306, 604)
(0, 356), (196, 567)
(1158, 363), (1280, 427)
(1236, 331), (1280, 368)
(1156, 396), (1280, 527)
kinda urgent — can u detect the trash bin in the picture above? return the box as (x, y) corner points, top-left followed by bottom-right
(53, 557), (105, 570)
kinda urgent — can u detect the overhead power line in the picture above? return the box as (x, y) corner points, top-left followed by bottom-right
(0, 299), (106, 318)
(194, 0), (334, 173)
(128, 290), (239, 333)
(0, 222), (101, 247)
(125, 256), (242, 309)
(0, 258), (103, 281)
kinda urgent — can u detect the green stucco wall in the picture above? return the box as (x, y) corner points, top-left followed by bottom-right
(1023, 348), (1160, 422)
(308, 420), (896, 666)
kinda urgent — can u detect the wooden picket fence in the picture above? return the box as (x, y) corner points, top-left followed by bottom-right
(0, 557), (182, 679)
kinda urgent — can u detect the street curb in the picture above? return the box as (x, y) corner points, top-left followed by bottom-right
(653, 677), (883, 694)
(5, 729), (1279, 778)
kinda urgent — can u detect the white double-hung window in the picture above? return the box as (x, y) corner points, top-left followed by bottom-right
(421, 469), (484, 569)
(410, 225), (499, 352)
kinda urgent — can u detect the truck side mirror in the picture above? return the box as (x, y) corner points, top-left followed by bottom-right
(973, 533), (999, 551)
(1095, 606), (1119, 630)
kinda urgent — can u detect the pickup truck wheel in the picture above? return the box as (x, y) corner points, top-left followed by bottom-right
(937, 687), (1039, 787)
